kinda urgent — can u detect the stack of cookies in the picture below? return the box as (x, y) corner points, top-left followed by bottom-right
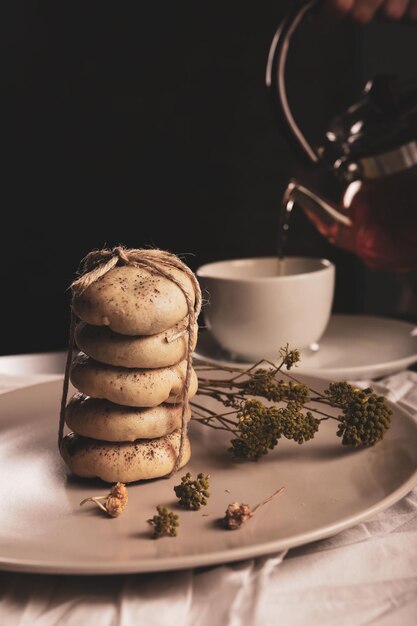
(60, 263), (198, 483)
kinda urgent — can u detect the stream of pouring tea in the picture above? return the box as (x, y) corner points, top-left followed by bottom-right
(276, 197), (294, 275)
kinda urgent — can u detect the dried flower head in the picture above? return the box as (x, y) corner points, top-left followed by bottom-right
(110, 482), (128, 505)
(223, 486), (285, 530)
(229, 399), (319, 460)
(244, 371), (308, 404)
(105, 497), (125, 517)
(324, 383), (392, 446)
(280, 344), (301, 370)
(244, 369), (281, 401)
(230, 399), (282, 460)
(223, 502), (253, 529)
(174, 472), (210, 510)
(324, 381), (363, 405)
(80, 482), (128, 518)
(277, 403), (320, 444)
(337, 392), (392, 447)
(148, 506), (179, 538)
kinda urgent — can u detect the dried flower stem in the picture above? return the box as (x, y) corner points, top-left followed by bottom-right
(79, 483), (128, 517)
(80, 496), (108, 512)
(223, 486), (286, 530)
(252, 486), (286, 514)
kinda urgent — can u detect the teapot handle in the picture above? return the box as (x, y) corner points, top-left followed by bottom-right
(266, 0), (413, 165)
(266, 0), (320, 164)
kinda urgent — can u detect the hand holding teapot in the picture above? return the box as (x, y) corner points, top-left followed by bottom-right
(324, 0), (417, 23)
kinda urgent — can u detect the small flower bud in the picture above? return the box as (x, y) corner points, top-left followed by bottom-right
(223, 502), (253, 530)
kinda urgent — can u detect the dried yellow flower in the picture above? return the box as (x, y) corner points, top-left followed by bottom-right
(80, 482), (128, 518)
(224, 502), (253, 530)
(223, 487), (285, 530)
(110, 482), (128, 506)
(105, 496), (125, 518)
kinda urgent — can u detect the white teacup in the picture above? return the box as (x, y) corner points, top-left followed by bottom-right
(197, 256), (335, 361)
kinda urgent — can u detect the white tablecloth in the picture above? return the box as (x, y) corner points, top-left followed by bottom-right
(1, 364), (417, 626)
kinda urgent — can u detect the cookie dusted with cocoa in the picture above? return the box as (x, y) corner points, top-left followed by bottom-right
(65, 393), (192, 441)
(60, 429), (191, 483)
(75, 319), (198, 368)
(70, 354), (198, 407)
(72, 265), (196, 336)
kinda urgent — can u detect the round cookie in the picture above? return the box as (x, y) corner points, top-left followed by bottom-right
(60, 430), (191, 483)
(70, 354), (198, 407)
(65, 393), (191, 441)
(72, 265), (196, 336)
(75, 319), (198, 368)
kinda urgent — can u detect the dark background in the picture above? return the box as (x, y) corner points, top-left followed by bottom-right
(1, 1), (416, 355)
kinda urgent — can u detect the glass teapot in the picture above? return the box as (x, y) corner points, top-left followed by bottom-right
(266, 0), (417, 271)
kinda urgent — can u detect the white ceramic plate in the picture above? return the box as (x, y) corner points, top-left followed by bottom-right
(1, 377), (417, 575)
(0, 351), (66, 376)
(195, 315), (417, 380)
(0, 351), (66, 390)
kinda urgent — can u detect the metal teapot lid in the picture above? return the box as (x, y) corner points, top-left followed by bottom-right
(324, 75), (417, 179)
(266, 0), (417, 180)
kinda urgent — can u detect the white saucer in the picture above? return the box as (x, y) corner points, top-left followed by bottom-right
(195, 315), (417, 380)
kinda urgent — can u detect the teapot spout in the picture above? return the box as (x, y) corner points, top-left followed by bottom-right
(284, 180), (352, 227)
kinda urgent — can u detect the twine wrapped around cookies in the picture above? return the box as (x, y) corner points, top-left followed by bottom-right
(59, 246), (202, 476)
